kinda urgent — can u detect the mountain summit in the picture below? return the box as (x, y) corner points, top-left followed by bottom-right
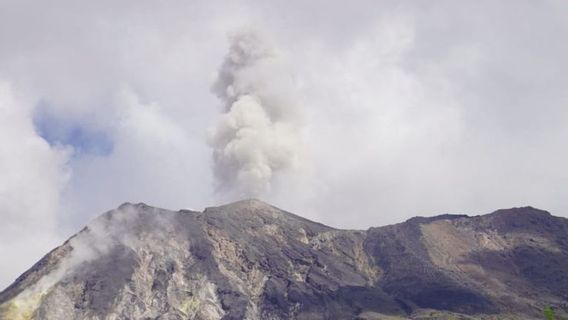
(1, 200), (567, 319)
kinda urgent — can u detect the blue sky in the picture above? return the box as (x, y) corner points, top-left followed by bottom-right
(33, 102), (114, 157)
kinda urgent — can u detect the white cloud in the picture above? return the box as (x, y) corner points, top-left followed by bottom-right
(0, 81), (70, 289)
(61, 88), (213, 225)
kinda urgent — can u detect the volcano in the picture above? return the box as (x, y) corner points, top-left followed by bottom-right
(1, 200), (567, 319)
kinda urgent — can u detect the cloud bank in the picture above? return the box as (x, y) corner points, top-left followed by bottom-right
(0, 81), (69, 289)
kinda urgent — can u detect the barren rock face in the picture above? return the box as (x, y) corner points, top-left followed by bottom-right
(1, 201), (567, 319)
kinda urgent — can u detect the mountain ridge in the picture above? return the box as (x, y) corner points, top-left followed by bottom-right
(1, 200), (567, 319)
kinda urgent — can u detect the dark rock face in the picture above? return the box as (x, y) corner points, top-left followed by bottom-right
(1, 201), (567, 319)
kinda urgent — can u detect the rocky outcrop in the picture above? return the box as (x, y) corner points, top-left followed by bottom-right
(1, 200), (567, 319)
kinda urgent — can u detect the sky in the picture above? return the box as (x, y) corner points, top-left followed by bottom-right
(1, 0), (568, 289)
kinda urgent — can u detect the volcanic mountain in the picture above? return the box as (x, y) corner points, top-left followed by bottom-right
(1, 200), (567, 319)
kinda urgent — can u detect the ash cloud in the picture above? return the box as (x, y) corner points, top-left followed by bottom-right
(209, 30), (303, 198)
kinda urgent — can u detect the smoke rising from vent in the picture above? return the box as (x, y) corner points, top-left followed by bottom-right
(209, 30), (303, 198)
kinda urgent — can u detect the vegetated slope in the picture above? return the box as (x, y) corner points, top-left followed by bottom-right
(1, 200), (567, 319)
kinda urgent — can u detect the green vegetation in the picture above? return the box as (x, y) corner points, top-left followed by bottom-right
(544, 306), (556, 320)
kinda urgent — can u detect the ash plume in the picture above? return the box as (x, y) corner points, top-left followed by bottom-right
(209, 30), (303, 198)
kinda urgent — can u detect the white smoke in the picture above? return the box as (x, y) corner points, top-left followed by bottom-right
(0, 204), (176, 316)
(209, 30), (303, 198)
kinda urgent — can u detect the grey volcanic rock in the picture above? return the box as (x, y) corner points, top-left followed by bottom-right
(1, 201), (568, 319)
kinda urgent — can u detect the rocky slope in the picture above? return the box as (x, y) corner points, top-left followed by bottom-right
(1, 200), (567, 319)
